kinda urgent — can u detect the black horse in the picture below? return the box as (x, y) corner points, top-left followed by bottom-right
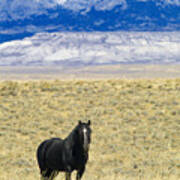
(36, 120), (92, 180)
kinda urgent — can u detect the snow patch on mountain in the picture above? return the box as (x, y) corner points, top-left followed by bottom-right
(0, 31), (180, 66)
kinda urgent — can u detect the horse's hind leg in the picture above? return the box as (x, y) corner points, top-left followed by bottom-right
(49, 171), (59, 180)
(40, 169), (50, 180)
(40, 170), (48, 180)
(65, 172), (71, 180)
(40, 175), (48, 180)
(76, 167), (85, 180)
(40, 169), (55, 180)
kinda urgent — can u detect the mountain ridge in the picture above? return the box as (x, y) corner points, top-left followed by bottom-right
(0, 31), (180, 66)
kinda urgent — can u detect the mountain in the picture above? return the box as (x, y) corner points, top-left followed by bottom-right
(0, 0), (180, 43)
(0, 31), (180, 66)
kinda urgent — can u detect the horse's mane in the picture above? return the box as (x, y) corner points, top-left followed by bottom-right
(64, 124), (80, 148)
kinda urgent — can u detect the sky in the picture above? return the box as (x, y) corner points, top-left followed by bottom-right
(1, 0), (126, 21)
(0, 0), (180, 21)
(0, 0), (180, 19)
(0, 0), (180, 43)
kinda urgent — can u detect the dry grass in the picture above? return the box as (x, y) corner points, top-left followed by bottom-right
(0, 79), (180, 180)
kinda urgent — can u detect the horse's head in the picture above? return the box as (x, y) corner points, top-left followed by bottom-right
(76, 120), (92, 152)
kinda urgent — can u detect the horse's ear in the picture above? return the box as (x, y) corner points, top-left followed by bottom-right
(88, 120), (91, 126)
(79, 120), (82, 125)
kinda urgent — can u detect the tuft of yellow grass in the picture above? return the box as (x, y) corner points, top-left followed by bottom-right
(0, 79), (179, 180)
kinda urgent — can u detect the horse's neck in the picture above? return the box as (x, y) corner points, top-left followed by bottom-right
(64, 132), (75, 147)
(69, 132), (87, 152)
(65, 128), (88, 156)
(73, 138), (89, 160)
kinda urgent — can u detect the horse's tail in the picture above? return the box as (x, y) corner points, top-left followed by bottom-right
(37, 139), (49, 173)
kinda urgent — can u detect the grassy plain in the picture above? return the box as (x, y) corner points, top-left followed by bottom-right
(0, 78), (180, 179)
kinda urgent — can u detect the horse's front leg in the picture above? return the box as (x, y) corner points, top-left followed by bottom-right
(65, 172), (71, 180)
(76, 167), (85, 180)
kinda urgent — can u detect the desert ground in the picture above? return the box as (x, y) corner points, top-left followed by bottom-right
(0, 65), (180, 180)
(1, 64), (180, 80)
